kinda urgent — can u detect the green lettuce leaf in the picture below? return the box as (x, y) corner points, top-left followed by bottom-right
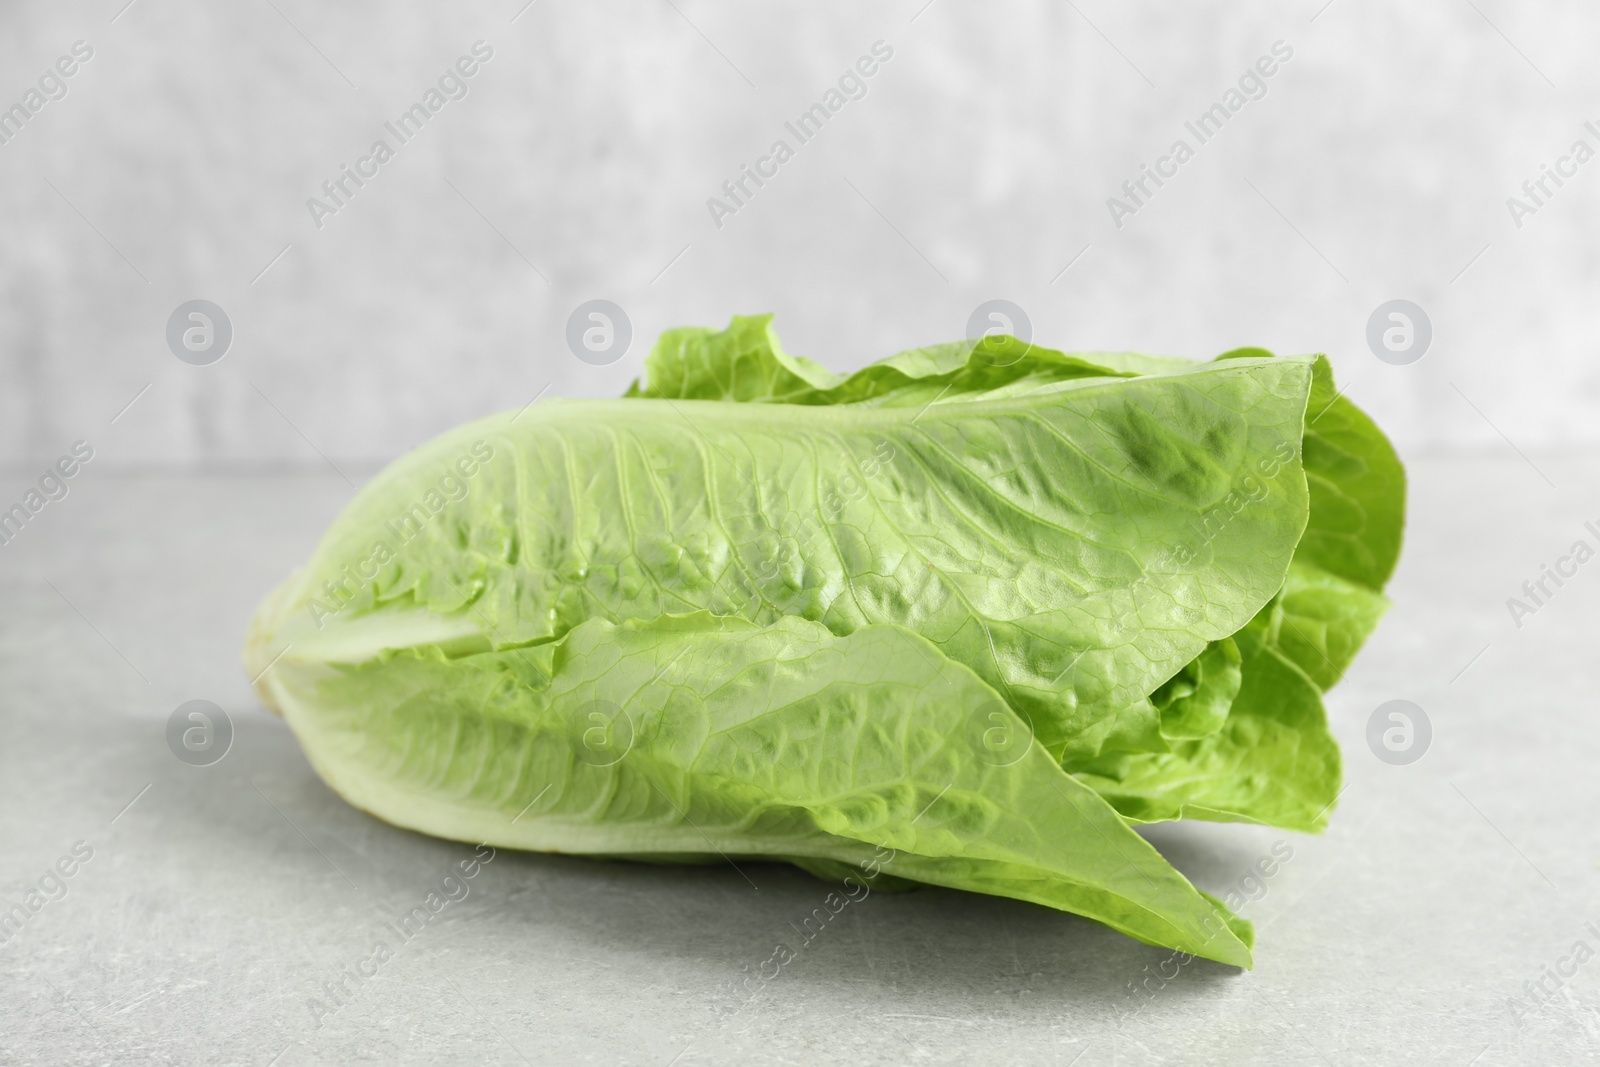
(625, 313), (1193, 408)
(1151, 636), (1241, 741)
(1080, 358), (1403, 830)
(257, 352), (1313, 765)
(259, 613), (1252, 966)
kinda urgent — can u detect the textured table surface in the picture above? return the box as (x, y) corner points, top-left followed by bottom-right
(1, 458), (1595, 1066)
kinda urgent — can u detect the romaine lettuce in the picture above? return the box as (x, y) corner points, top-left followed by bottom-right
(245, 316), (1403, 967)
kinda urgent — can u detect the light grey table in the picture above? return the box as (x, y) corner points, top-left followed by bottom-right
(2, 458), (1594, 1066)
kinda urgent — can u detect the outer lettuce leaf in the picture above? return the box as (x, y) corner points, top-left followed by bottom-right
(256, 355), (1314, 768)
(1298, 357), (1406, 592)
(258, 614), (1254, 966)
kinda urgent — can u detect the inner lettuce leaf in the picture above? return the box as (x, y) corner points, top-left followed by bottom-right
(1074, 357), (1404, 830)
(246, 315), (1403, 966)
(625, 313), (1195, 408)
(1151, 636), (1242, 741)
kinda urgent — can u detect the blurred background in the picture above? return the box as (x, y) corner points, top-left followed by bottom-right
(5, 3), (1598, 1064)
(1, 0), (1593, 474)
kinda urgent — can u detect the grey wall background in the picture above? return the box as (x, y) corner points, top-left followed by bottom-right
(1, 0), (1595, 476)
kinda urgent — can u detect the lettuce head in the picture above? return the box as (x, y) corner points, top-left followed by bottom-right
(245, 316), (1404, 968)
